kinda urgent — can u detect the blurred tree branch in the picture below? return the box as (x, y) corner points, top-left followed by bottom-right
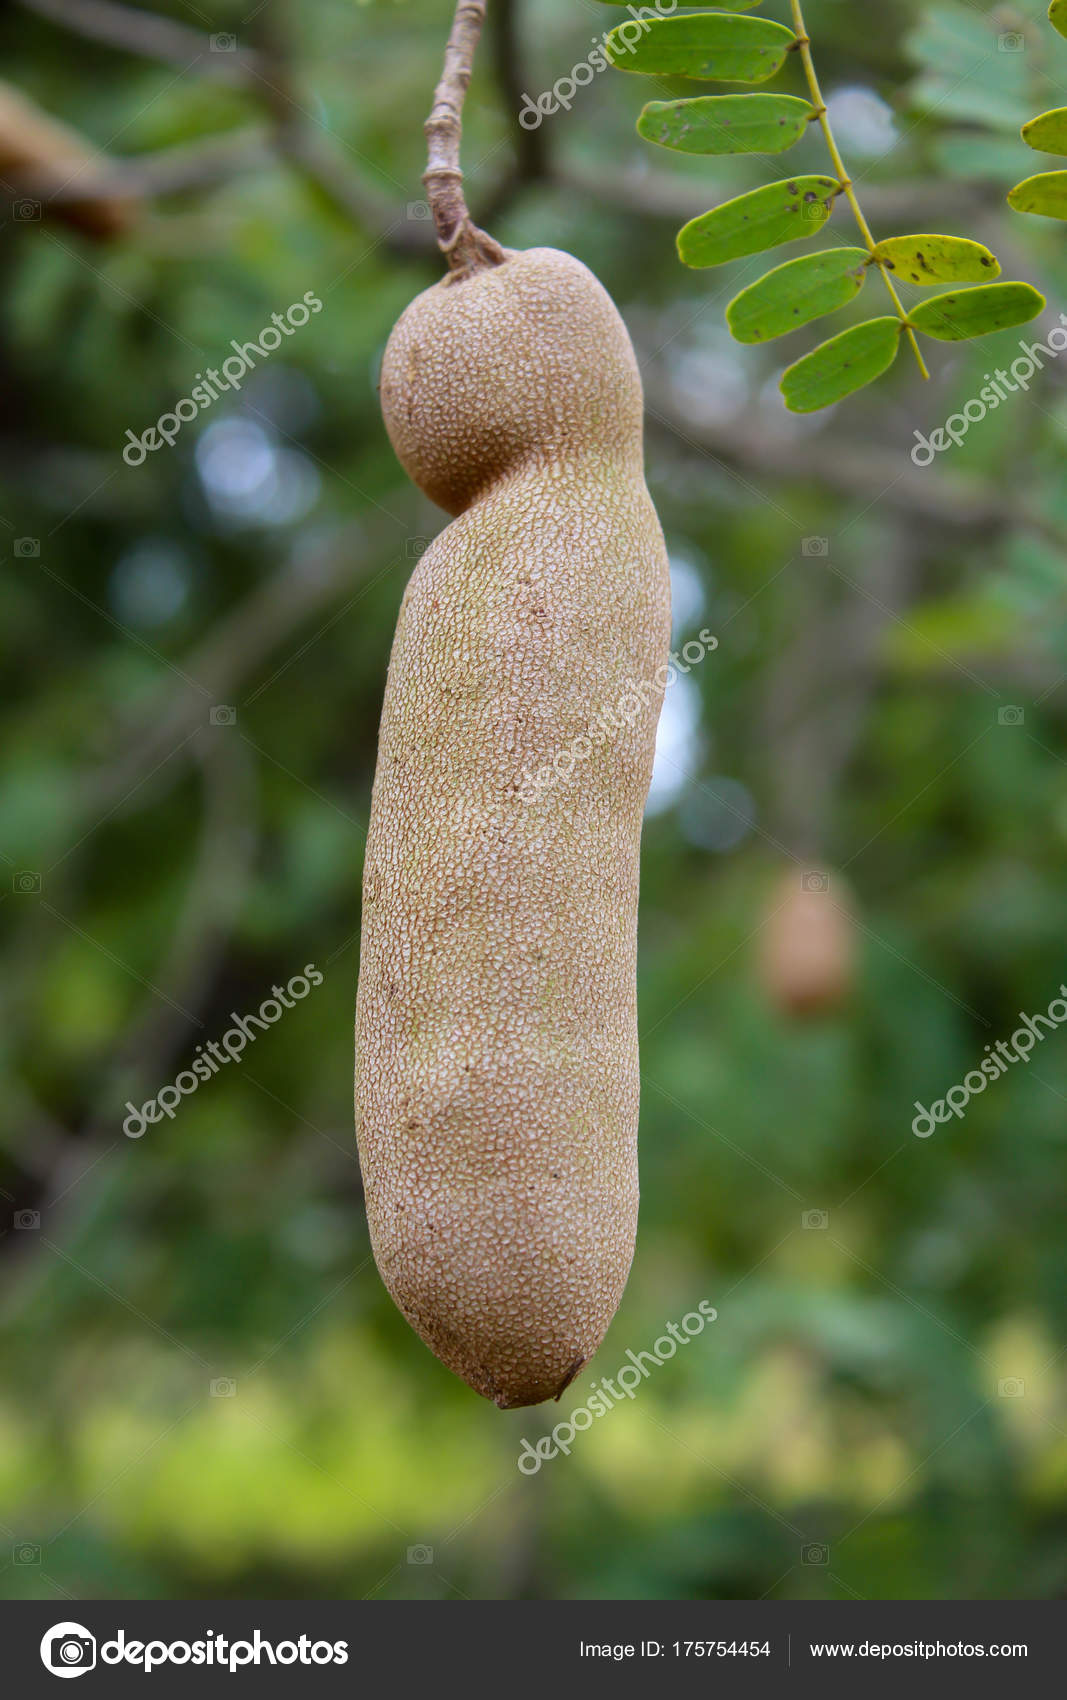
(641, 373), (1008, 532)
(243, 3), (403, 241)
(762, 519), (917, 859)
(476, 0), (548, 230)
(644, 384), (1067, 563)
(0, 127), (274, 208)
(13, 0), (401, 237)
(14, 0), (266, 82)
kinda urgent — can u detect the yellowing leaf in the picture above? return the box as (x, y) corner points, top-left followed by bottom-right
(1022, 107), (1067, 156)
(873, 234), (1000, 285)
(1008, 170), (1067, 218)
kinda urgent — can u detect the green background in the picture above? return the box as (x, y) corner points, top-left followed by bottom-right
(2, 0), (1067, 1601)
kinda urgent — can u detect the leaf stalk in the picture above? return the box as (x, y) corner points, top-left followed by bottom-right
(789, 0), (929, 380)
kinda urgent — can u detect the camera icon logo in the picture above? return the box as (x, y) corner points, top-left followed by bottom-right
(405, 537), (431, 558)
(210, 705), (237, 726)
(802, 1209), (828, 1230)
(14, 537), (40, 557)
(211, 32), (237, 51)
(998, 1377), (1025, 1398)
(13, 870), (42, 894)
(997, 705), (1024, 726)
(802, 1542), (830, 1565)
(407, 201), (432, 222)
(210, 1377), (237, 1397)
(14, 199), (41, 221)
(407, 1543), (434, 1564)
(801, 870), (829, 894)
(802, 536), (829, 557)
(14, 1209), (41, 1230)
(14, 1541), (42, 1564)
(998, 31), (1025, 51)
(40, 1622), (97, 1679)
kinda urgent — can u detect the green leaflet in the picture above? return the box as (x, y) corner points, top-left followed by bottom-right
(780, 318), (903, 413)
(909, 282), (1046, 341)
(873, 234), (1000, 285)
(1052, 0), (1067, 44)
(677, 176), (840, 268)
(726, 247), (869, 343)
(1022, 108), (1067, 155)
(1008, 170), (1067, 218)
(637, 94), (813, 156)
(605, 14), (795, 83)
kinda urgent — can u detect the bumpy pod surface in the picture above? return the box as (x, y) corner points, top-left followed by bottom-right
(356, 247), (671, 1407)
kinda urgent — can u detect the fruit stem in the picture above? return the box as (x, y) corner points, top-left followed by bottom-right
(424, 0), (506, 275)
(789, 0), (929, 381)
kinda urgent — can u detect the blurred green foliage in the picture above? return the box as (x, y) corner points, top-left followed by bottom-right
(1, 0), (1066, 1602)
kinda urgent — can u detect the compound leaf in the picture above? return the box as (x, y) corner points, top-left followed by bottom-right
(1051, 0), (1067, 44)
(873, 234), (1000, 284)
(726, 247), (869, 342)
(605, 14), (795, 82)
(1021, 108), (1067, 155)
(909, 282), (1046, 341)
(637, 93), (812, 155)
(1008, 170), (1067, 218)
(780, 317), (902, 413)
(678, 175), (839, 268)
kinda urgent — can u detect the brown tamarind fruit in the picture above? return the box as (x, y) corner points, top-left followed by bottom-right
(354, 246), (672, 1407)
(758, 869), (856, 1019)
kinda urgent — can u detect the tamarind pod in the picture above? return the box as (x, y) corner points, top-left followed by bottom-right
(356, 248), (672, 1407)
